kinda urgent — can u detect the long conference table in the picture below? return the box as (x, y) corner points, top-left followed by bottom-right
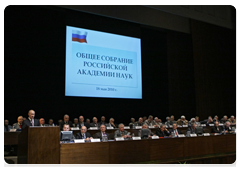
(15, 126), (236, 164)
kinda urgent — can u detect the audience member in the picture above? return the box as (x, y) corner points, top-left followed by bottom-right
(22, 110), (40, 129)
(114, 124), (131, 138)
(136, 117), (144, 126)
(177, 115), (188, 126)
(169, 115), (176, 125)
(61, 124), (75, 140)
(186, 122), (197, 134)
(129, 118), (137, 128)
(155, 124), (170, 137)
(60, 114), (73, 130)
(169, 123), (182, 137)
(153, 117), (162, 128)
(223, 121), (233, 133)
(143, 116), (147, 122)
(93, 124), (110, 140)
(90, 117), (100, 128)
(13, 116), (23, 129)
(72, 118), (79, 127)
(107, 118), (117, 128)
(48, 119), (54, 126)
(75, 126), (92, 141)
(78, 116), (90, 129)
(138, 125), (154, 138)
(211, 121), (223, 133)
(165, 117), (170, 126)
(100, 116), (106, 125)
(195, 116), (200, 125)
(228, 115), (236, 124)
(58, 119), (62, 126)
(213, 115), (219, 123)
(4, 120), (12, 132)
(39, 118), (47, 127)
(206, 117), (214, 126)
(86, 119), (90, 124)
(144, 115), (156, 126)
(220, 115), (228, 124)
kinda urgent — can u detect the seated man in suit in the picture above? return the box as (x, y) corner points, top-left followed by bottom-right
(107, 118), (117, 128)
(99, 116), (107, 125)
(211, 121), (223, 133)
(153, 117), (162, 128)
(213, 115), (219, 123)
(228, 115), (236, 124)
(223, 121), (233, 133)
(48, 119), (55, 126)
(72, 118), (79, 127)
(177, 115), (188, 126)
(13, 116), (23, 129)
(155, 124), (170, 137)
(4, 120), (12, 132)
(22, 110), (40, 129)
(186, 122), (197, 134)
(220, 115), (228, 124)
(61, 124), (75, 140)
(90, 117), (100, 128)
(114, 123), (131, 139)
(78, 116), (90, 129)
(60, 114), (73, 130)
(144, 115), (156, 126)
(169, 115), (177, 125)
(169, 123), (182, 137)
(40, 118), (47, 127)
(136, 117), (144, 126)
(86, 118), (90, 124)
(129, 118), (137, 128)
(93, 124), (110, 140)
(138, 124), (155, 138)
(75, 126), (92, 141)
(164, 117), (171, 126)
(206, 117), (214, 126)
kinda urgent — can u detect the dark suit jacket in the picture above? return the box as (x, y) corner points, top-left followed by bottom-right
(169, 129), (182, 135)
(186, 127), (197, 134)
(75, 132), (92, 139)
(155, 129), (170, 137)
(90, 122), (100, 128)
(211, 126), (223, 133)
(106, 123), (118, 128)
(78, 122), (90, 129)
(4, 125), (12, 132)
(223, 126), (232, 132)
(93, 132), (110, 140)
(22, 119), (40, 129)
(60, 121), (73, 130)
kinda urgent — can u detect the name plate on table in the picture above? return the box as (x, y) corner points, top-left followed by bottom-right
(10, 129), (16, 132)
(89, 127), (98, 130)
(132, 137), (141, 140)
(201, 124), (206, 127)
(151, 136), (159, 139)
(115, 137), (124, 141)
(178, 134), (185, 138)
(177, 125), (182, 127)
(203, 133), (210, 136)
(182, 125), (188, 127)
(190, 134), (197, 137)
(71, 127), (79, 130)
(124, 126), (130, 129)
(91, 139), (101, 142)
(214, 133), (221, 135)
(209, 124), (214, 126)
(74, 139), (85, 143)
(135, 126), (142, 129)
(107, 127), (114, 129)
(149, 126), (155, 128)
(219, 123), (223, 126)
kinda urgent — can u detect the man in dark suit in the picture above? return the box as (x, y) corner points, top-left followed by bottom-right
(93, 124), (110, 140)
(220, 115), (228, 124)
(186, 122), (197, 134)
(75, 126), (92, 141)
(60, 114), (73, 130)
(99, 116), (107, 126)
(22, 110), (40, 129)
(90, 117), (100, 128)
(72, 118), (79, 127)
(39, 118), (48, 127)
(78, 116), (90, 129)
(155, 124), (170, 137)
(169, 123), (182, 137)
(106, 118), (117, 128)
(223, 121), (233, 133)
(211, 121), (223, 133)
(136, 117), (144, 126)
(114, 123), (131, 138)
(4, 120), (12, 132)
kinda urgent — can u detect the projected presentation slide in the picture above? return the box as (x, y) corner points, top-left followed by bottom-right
(65, 26), (142, 99)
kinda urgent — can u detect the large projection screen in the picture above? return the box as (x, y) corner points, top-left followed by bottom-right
(65, 26), (142, 99)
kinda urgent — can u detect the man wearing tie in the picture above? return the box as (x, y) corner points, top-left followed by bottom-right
(169, 123), (182, 137)
(114, 124), (131, 139)
(13, 116), (23, 129)
(75, 126), (92, 141)
(90, 117), (100, 128)
(39, 118), (47, 127)
(60, 114), (73, 130)
(93, 125), (110, 140)
(22, 110), (40, 129)
(186, 122), (197, 134)
(211, 121), (223, 133)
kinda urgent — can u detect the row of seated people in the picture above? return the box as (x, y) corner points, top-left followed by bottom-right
(4, 109), (236, 132)
(61, 120), (235, 141)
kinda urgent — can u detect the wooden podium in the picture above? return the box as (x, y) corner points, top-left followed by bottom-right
(17, 126), (60, 164)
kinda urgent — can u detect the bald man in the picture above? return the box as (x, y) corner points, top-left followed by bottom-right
(22, 110), (40, 129)
(13, 116), (23, 129)
(60, 114), (73, 130)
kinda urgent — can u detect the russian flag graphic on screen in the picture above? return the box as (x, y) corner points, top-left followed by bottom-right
(72, 30), (87, 43)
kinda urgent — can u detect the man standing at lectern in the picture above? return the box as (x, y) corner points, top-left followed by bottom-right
(22, 110), (40, 129)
